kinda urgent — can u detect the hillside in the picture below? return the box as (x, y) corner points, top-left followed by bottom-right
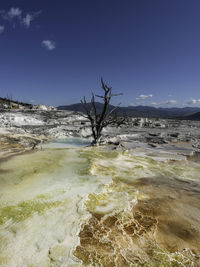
(0, 97), (33, 110)
(184, 111), (200, 120)
(0, 97), (56, 111)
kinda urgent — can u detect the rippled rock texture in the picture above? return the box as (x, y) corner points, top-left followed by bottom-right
(74, 178), (200, 266)
(73, 148), (200, 267)
(0, 109), (200, 266)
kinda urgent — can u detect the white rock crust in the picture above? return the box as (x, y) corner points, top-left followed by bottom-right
(0, 109), (200, 152)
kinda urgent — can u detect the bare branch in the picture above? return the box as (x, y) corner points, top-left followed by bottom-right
(81, 98), (92, 120)
(95, 95), (104, 98)
(105, 102), (121, 118)
(111, 93), (123, 97)
(91, 93), (97, 120)
(101, 77), (107, 92)
(81, 78), (124, 145)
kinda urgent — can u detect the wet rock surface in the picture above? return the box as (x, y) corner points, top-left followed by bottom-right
(0, 110), (88, 157)
(1, 109), (200, 266)
(74, 182), (200, 267)
(73, 149), (200, 267)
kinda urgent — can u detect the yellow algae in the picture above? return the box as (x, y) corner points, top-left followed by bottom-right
(73, 147), (200, 266)
(0, 145), (200, 266)
(48, 244), (70, 264)
(0, 146), (106, 266)
(0, 199), (62, 225)
(0, 149), (67, 186)
(0, 148), (85, 208)
(76, 147), (120, 177)
(84, 181), (143, 215)
(78, 147), (120, 164)
(79, 147), (200, 182)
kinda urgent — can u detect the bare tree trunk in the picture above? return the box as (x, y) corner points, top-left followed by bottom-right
(81, 78), (123, 145)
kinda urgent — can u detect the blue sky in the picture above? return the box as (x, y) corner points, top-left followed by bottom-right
(0, 0), (200, 107)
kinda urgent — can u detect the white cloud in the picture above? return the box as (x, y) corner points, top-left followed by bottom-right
(187, 99), (200, 105)
(164, 100), (177, 105)
(42, 40), (56, 51)
(0, 7), (22, 20)
(0, 25), (5, 34)
(136, 94), (153, 100)
(8, 7), (22, 18)
(0, 8), (41, 28)
(150, 102), (158, 106)
(151, 100), (177, 106)
(22, 14), (33, 28)
(22, 11), (42, 28)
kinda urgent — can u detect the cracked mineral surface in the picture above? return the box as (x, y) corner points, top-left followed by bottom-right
(0, 109), (200, 266)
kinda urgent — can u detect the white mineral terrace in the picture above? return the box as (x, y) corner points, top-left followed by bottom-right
(0, 138), (200, 266)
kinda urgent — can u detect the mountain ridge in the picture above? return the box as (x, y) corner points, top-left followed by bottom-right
(57, 102), (200, 120)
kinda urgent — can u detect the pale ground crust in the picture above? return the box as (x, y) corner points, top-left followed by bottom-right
(0, 111), (200, 266)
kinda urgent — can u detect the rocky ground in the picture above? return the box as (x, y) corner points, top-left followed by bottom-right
(0, 109), (200, 158)
(0, 109), (86, 158)
(1, 108), (200, 266)
(0, 110), (200, 159)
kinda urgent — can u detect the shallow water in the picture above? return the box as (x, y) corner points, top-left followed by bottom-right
(41, 137), (91, 149)
(0, 142), (200, 266)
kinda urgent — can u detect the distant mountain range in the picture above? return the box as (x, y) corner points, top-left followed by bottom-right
(58, 102), (200, 120)
(1, 97), (200, 120)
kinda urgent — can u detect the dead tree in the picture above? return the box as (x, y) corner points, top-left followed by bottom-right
(81, 78), (123, 145)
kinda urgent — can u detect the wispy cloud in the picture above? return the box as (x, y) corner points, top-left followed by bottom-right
(22, 11), (41, 28)
(187, 99), (200, 105)
(42, 40), (56, 51)
(151, 100), (177, 106)
(8, 7), (22, 19)
(0, 7), (41, 28)
(22, 14), (33, 28)
(0, 7), (22, 21)
(136, 94), (153, 100)
(163, 100), (177, 105)
(0, 25), (5, 34)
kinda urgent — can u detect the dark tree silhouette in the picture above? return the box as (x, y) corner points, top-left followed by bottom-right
(81, 78), (123, 145)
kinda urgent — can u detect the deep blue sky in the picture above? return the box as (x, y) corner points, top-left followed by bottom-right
(0, 0), (200, 107)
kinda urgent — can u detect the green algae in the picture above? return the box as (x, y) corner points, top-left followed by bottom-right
(0, 199), (62, 225)
(78, 148), (119, 162)
(79, 149), (120, 160)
